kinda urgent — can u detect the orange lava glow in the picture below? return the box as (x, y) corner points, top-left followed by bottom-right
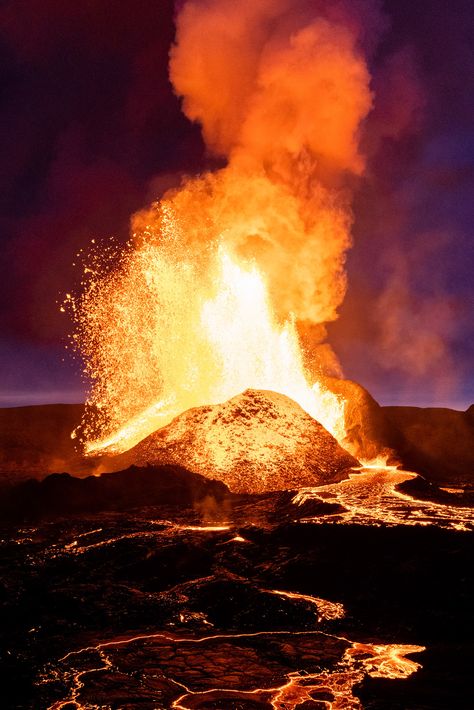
(46, 628), (424, 710)
(294, 465), (474, 531)
(269, 588), (345, 622)
(68, 0), (375, 458)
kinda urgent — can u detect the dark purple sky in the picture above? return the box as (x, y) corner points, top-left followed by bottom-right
(0, 0), (473, 409)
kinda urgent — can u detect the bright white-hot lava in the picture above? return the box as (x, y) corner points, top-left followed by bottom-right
(73, 238), (347, 456)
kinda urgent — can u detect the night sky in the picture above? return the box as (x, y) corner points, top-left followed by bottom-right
(1, 0), (473, 409)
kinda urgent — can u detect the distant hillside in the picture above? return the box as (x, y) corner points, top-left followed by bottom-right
(383, 404), (474, 486)
(323, 377), (474, 486)
(0, 403), (85, 484)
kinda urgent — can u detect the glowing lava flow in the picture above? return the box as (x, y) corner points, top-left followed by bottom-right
(268, 588), (345, 622)
(294, 466), (474, 531)
(46, 628), (424, 710)
(177, 525), (231, 532)
(38, 521), (430, 709)
(43, 557), (424, 710)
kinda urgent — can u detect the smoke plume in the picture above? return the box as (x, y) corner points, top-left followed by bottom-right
(166, 0), (374, 329)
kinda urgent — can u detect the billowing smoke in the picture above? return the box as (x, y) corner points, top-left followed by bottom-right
(166, 0), (374, 332)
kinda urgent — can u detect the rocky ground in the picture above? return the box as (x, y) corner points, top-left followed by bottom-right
(1, 386), (473, 709)
(0, 469), (473, 709)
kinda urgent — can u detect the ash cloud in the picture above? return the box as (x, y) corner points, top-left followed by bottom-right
(167, 0), (378, 336)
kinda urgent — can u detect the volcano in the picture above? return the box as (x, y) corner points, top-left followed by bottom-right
(107, 389), (358, 493)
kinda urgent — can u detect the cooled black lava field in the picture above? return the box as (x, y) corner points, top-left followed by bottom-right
(1, 463), (473, 709)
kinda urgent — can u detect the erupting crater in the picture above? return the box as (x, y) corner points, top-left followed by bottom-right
(106, 389), (358, 493)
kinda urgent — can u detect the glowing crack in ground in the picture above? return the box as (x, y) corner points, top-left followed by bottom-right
(46, 628), (424, 710)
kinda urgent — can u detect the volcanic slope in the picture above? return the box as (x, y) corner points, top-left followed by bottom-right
(109, 389), (358, 493)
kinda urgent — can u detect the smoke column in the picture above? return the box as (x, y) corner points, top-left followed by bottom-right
(168, 0), (374, 328)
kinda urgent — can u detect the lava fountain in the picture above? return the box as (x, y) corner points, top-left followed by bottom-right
(68, 0), (375, 459)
